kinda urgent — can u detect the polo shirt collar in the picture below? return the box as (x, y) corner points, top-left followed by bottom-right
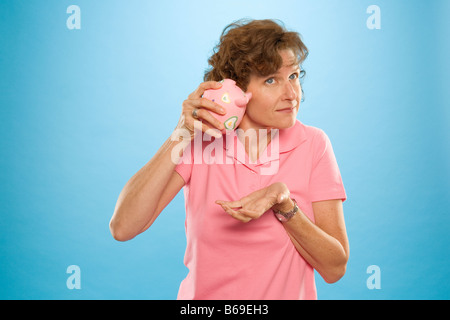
(223, 120), (307, 167)
(277, 119), (308, 153)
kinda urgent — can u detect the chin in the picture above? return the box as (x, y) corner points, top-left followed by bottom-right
(273, 115), (297, 130)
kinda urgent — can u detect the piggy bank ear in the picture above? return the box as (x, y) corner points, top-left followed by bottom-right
(235, 92), (252, 107)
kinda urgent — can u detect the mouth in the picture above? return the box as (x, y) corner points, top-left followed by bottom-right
(276, 106), (295, 113)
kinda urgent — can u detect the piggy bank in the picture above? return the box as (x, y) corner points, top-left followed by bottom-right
(202, 79), (252, 133)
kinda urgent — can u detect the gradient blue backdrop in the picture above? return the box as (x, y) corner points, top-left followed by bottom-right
(1, 0), (449, 299)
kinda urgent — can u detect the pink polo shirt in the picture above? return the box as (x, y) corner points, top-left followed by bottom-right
(174, 120), (346, 300)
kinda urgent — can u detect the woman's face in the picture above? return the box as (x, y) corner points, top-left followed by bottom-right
(239, 49), (302, 131)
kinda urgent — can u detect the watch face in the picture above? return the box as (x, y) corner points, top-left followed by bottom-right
(274, 199), (298, 222)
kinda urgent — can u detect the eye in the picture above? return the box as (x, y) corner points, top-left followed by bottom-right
(289, 73), (299, 80)
(265, 77), (275, 85)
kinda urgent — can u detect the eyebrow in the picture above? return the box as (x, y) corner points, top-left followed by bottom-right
(271, 64), (300, 76)
(286, 63), (300, 70)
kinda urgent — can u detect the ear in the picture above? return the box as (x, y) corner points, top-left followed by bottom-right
(235, 92), (252, 107)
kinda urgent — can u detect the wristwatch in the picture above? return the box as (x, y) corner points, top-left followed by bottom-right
(274, 198), (299, 222)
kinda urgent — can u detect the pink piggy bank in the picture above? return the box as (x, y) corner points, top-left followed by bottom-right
(202, 79), (252, 133)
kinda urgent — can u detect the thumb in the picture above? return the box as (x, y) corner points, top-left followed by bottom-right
(277, 193), (288, 204)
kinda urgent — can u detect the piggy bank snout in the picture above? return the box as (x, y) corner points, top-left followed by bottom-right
(235, 92), (252, 107)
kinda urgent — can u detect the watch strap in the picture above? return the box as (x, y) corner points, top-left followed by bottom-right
(274, 198), (299, 222)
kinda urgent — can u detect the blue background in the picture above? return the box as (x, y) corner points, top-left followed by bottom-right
(1, 0), (449, 299)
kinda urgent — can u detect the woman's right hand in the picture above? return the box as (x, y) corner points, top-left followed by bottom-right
(175, 81), (226, 140)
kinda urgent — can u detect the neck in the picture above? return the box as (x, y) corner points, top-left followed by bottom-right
(236, 123), (273, 162)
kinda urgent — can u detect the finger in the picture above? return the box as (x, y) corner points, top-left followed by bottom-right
(198, 98), (227, 116)
(183, 98), (225, 131)
(216, 200), (242, 210)
(221, 204), (252, 223)
(234, 214), (252, 223)
(183, 97), (224, 116)
(192, 107), (225, 131)
(216, 201), (245, 217)
(191, 119), (222, 139)
(237, 208), (261, 220)
(189, 81), (223, 99)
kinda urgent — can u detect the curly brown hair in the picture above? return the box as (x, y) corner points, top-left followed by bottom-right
(204, 19), (309, 92)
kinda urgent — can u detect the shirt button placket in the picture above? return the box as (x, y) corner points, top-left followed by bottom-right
(250, 168), (259, 190)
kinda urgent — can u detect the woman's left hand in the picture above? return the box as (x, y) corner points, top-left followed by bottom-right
(216, 182), (293, 223)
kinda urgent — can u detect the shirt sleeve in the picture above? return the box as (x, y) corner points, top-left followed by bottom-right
(308, 129), (347, 203)
(174, 143), (194, 185)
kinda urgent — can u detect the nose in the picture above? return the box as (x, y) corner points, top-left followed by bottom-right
(283, 81), (297, 101)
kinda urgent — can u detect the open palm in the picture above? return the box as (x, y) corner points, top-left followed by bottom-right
(216, 182), (291, 223)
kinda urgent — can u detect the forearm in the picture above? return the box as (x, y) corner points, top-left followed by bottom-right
(217, 182), (349, 282)
(282, 208), (348, 283)
(110, 134), (187, 240)
(110, 81), (224, 241)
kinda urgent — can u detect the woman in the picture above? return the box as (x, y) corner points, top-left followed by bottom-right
(110, 19), (349, 300)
